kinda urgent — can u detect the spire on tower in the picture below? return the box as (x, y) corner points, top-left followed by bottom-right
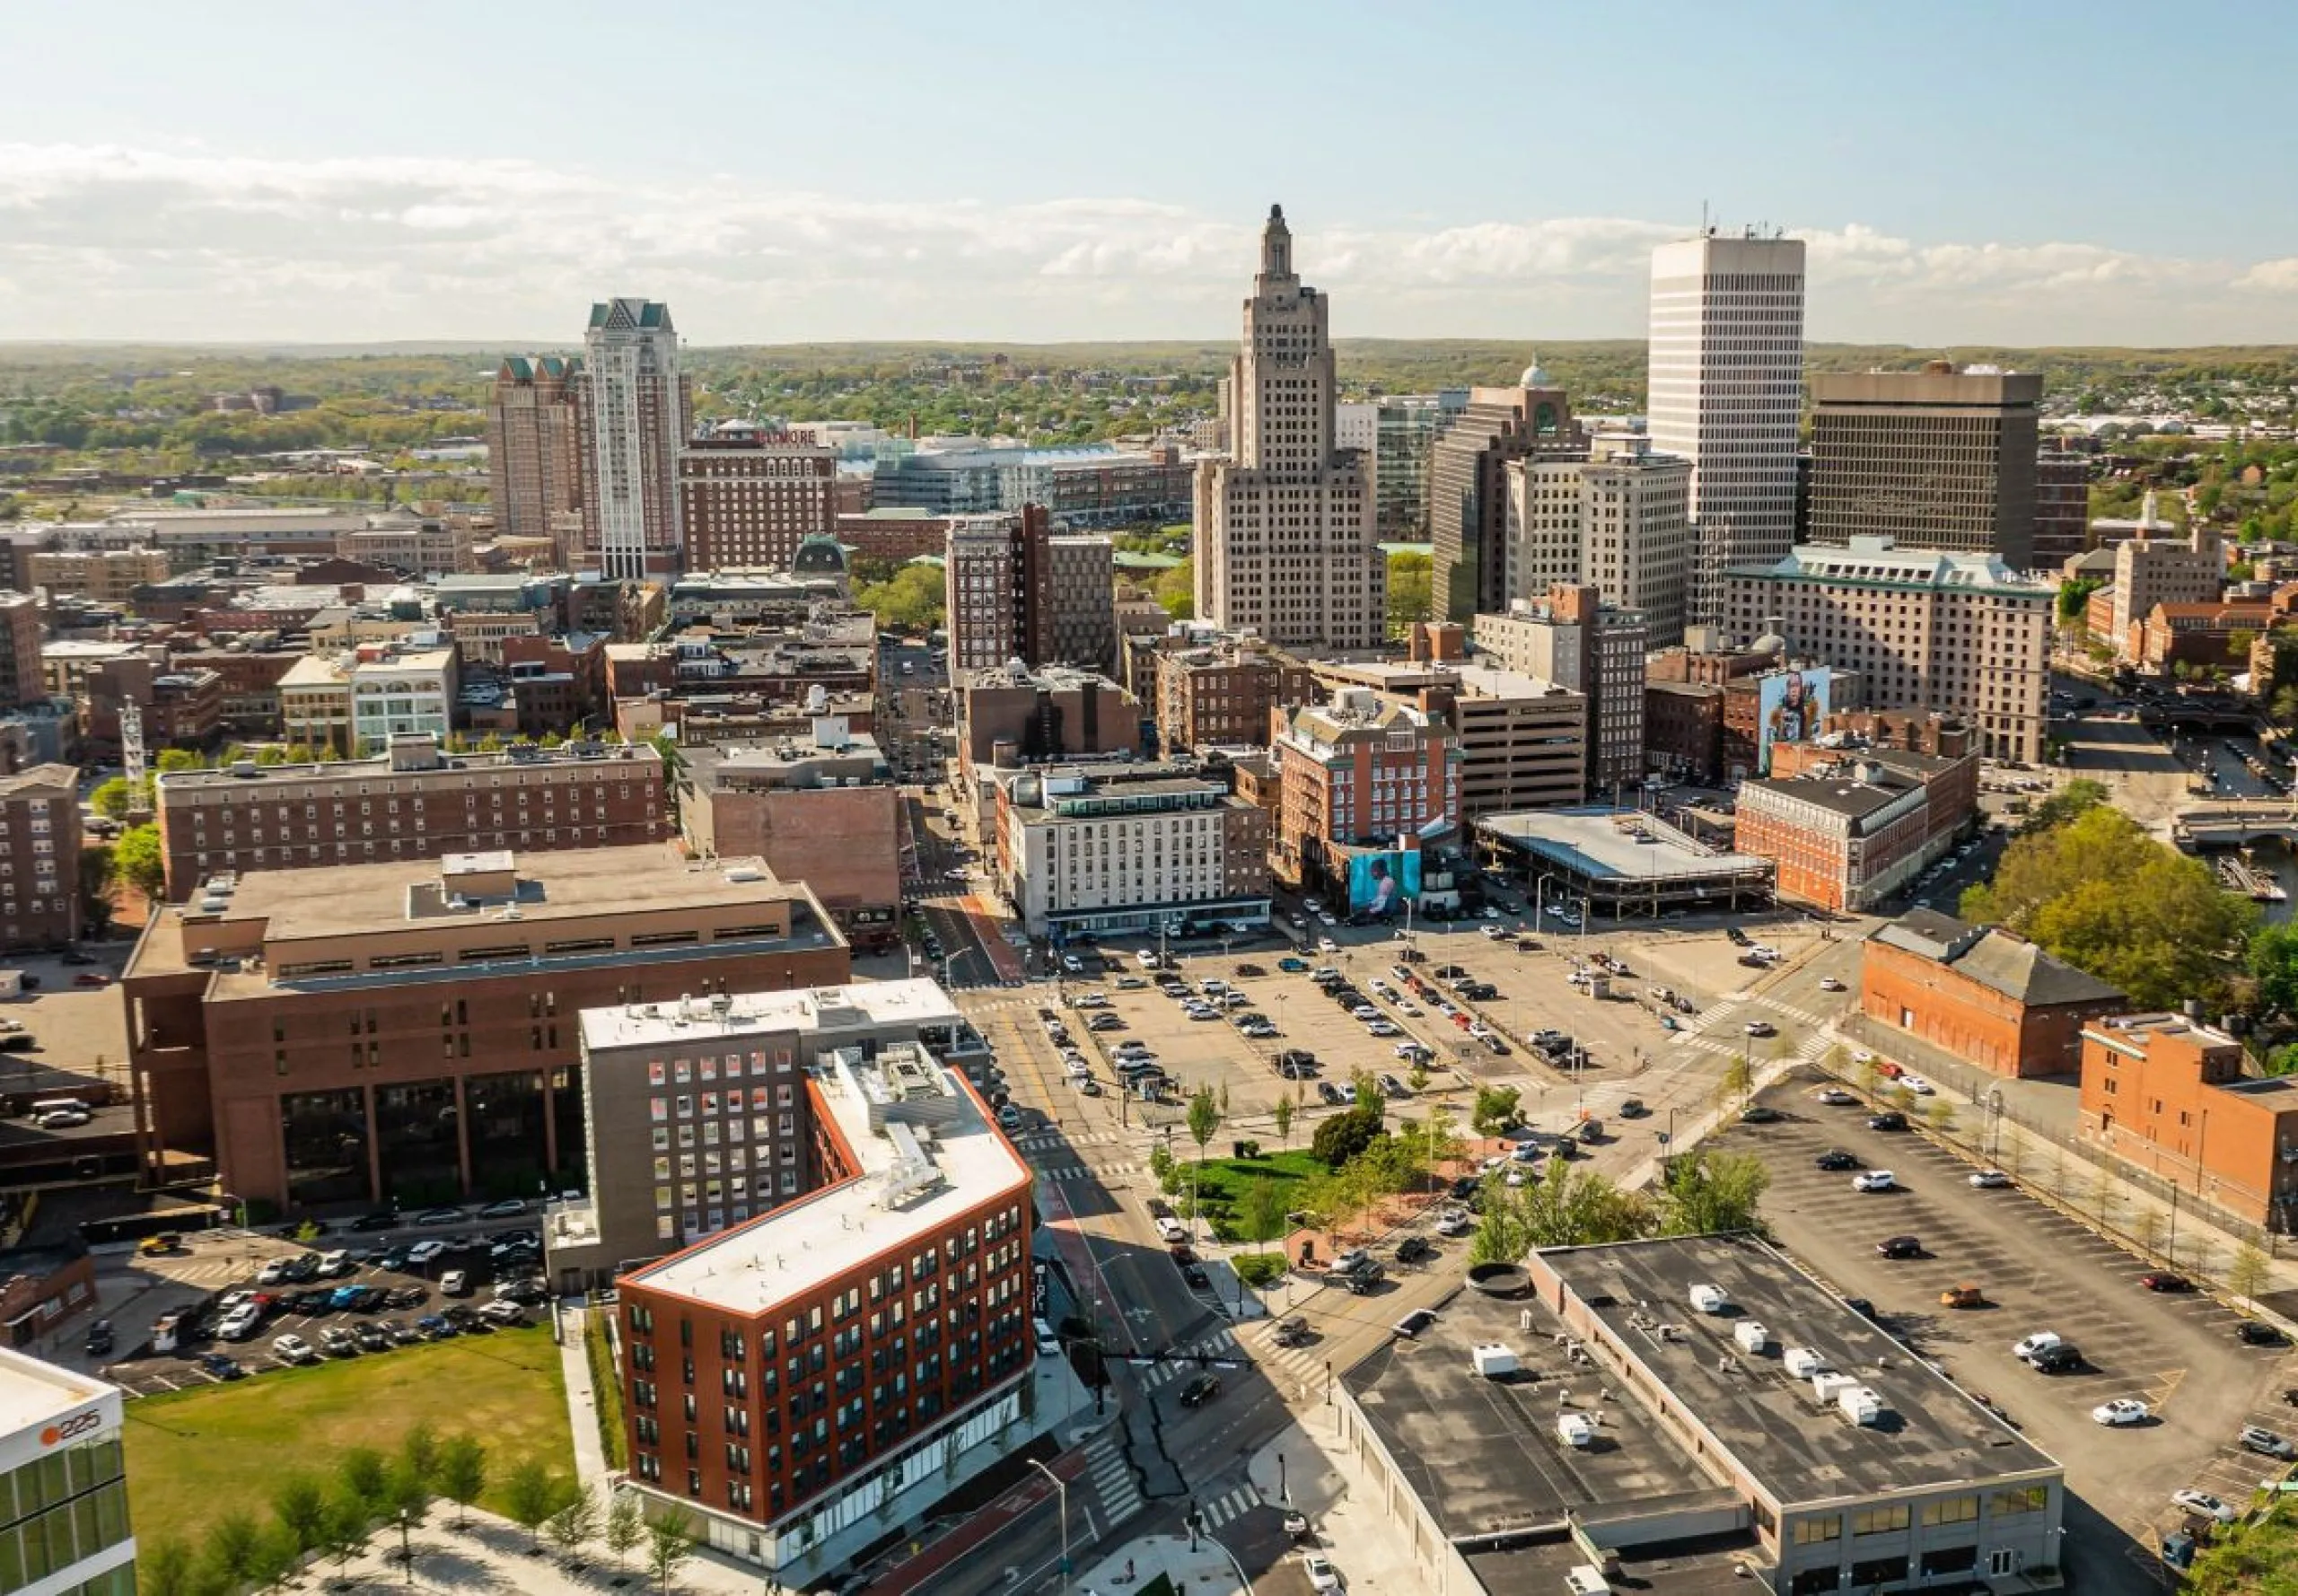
(1260, 204), (1292, 280)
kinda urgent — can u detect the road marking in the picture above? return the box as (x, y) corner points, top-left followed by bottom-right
(2142, 1366), (2187, 1415)
(1199, 1484), (1259, 1528)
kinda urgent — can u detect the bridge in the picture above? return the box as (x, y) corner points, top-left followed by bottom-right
(2176, 800), (2298, 848)
(2138, 700), (2261, 734)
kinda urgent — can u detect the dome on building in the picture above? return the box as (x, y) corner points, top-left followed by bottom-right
(789, 535), (847, 577)
(1519, 353), (1552, 389)
(1750, 631), (1787, 657)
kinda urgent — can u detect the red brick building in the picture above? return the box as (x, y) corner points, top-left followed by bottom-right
(2079, 1013), (2298, 1232)
(1861, 908), (2125, 1079)
(834, 512), (951, 566)
(1270, 690), (1459, 896)
(616, 1047), (1034, 1576)
(679, 423), (839, 574)
(0, 764), (83, 951)
(1732, 748), (1976, 913)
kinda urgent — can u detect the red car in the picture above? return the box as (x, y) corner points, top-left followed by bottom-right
(71, 972), (110, 988)
(1874, 1059), (1906, 1080)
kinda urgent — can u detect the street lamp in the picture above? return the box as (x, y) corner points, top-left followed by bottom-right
(1027, 1459), (1072, 1594)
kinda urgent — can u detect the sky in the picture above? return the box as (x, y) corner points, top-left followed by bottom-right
(3, 1), (2296, 348)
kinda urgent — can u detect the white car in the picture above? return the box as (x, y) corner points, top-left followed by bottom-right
(1365, 1021), (1400, 1038)
(1434, 1209), (1474, 1237)
(2172, 1489), (2238, 1524)
(271, 1333), (318, 1365)
(1852, 1171), (1896, 1192)
(1968, 1169), (2011, 1188)
(2092, 1399), (2150, 1426)
(316, 1249), (351, 1276)
(256, 1258), (292, 1286)
(1396, 1001), (1421, 1016)
(217, 1304), (262, 1341)
(2013, 1331), (2063, 1362)
(1061, 955), (1083, 975)
(1900, 1074), (1935, 1096)
(407, 1240), (447, 1265)
(1153, 1215), (1188, 1245)
(1819, 978), (1846, 992)
(1813, 1087), (1855, 1106)
(1302, 1554), (1341, 1592)
(1749, 944), (1777, 960)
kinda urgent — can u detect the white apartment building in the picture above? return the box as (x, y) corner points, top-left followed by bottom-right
(1504, 434), (1689, 647)
(282, 643), (456, 755)
(0, 1347), (135, 1596)
(580, 297), (690, 580)
(1194, 206), (1383, 649)
(997, 766), (1270, 937)
(1648, 233), (1806, 629)
(1724, 536), (2053, 761)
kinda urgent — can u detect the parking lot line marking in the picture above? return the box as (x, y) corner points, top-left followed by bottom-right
(2142, 1367), (2187, 1414)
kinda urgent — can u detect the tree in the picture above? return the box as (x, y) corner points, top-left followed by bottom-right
(435, 1434), (487, 1528)
(78, 842), (115, 935)
(1717, 1053), (1754, 1111)
(382, 1466), (432, 1584)
(1153, 557), (1194, 619)
(545, 1486), (601, 1564)
(139, 1539), (196, 1596)
(204, 1513), (266, 1594)
(2017, 777), (2109, 835)
(91, 776), (139, 820)
(503, 1457), (564, 1549)
(2229, 1241), (2273, 1304)
(1470, 1085), (1522, 1136)
(1310, 1104), (1382, 1170)
(111, 823), (165, 902)
(1272, 1095), (1294, 1147)
(603, 1490), (647, 1570)
(270, 1473), (330, 1557)
(852, 564), (946, 634)
(1406, 1062), (1431, 1093)
(1657, 1151), (1770, 1237)
(336, 1447), (390, 1520)
(2250, 922), (2298, 1016)
(646, 1507), (697, 1594)
(1186, 1083), (1221, 1168)
(397, 1422), (441, 1495)
(1925, 1098), (1959, 1136)
(1960, 804), (2255, 1009)
(1237, 1178), (1287, 1247)
(1406, 1104), (1465, 1194)
(154, 748), (205, 774)
(319, 1494), (371, 1574)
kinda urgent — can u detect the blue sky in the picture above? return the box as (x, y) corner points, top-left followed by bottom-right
(3, 0), (2294, 345)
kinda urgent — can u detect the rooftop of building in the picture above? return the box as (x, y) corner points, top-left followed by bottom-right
(961, 662), (1127, 694)
(127, 844), (833, 986)
(624, 1042), (1031, 1315)
(1465, 1532), (1759, 1596)
(1450, 664), (1584, 704)
(1730, 536), (2053, 593)
(580, 978), (960, 1054)
(1739, 763), (1925, 823)
(1340, 1283), (1709, 1539)
(2083, 1011), (2244, 1059)
(679, 725), (888, 789)
(1478, 807), (1770, 886)
(1541, 1234), (2058, 1505)
(157, 736), (655, 794)
(0, 1345), (117, 1440)
(1869, 908), (2126, 1008)
(0, 762), (78, 798)
(1004, 764), (1235, 820)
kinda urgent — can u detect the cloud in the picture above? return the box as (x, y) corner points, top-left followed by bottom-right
(0, 141), (2294, 344)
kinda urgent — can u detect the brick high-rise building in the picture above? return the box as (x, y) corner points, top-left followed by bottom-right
(1429, 364), (1583, 624)
(0, 592), (41, 709)
(0, 763), (82, 951)
(1194, 207), (1383, 648)
(944, 508), (1050, 677)
(123, 844), (851, 1210)
(579, 299), (692, 580)
(1504, 434), (1690, 647)
(1648, 233), (1806, 629)
(1472, 584), (1649, 797)
(1153, 636), (1316, 755)
(1809, 364), (2042, 567)
(678, 421), (838, 574)
(1044, 534), (1116, 671)
(2030, 444), (2091, 572)
(1270, 690), (1458, 894)
(487, 355), (585, 563)
(153, 732), (668, 899)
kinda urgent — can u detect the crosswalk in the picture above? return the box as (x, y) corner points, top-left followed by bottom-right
(1245, 1318), (1330, 1396)
(1197, 1483), (1260, 1530)
(1034, 1162), (1143, 1186)
(1082, 1432), (1143, 1524)
(1127, 1329), (1245, 1390)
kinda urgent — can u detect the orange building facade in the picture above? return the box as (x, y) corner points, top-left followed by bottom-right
(2078, 1013), (2298, 1232)
(1860, 909), (2125, 1079)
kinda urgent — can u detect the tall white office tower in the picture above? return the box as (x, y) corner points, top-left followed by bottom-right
(577, 297), (692, 580)
(1646, 232), (1805, 632)
(1193, 206), (1383, 648)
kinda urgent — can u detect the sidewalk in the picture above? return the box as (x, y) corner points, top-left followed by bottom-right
(1076, 1532), (1248, 1596)
(555, 1304), (611, 1486)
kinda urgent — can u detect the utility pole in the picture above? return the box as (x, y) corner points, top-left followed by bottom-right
(1028, 1459), (1071, 1595)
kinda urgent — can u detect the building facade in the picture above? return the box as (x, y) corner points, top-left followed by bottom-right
(1044, 534), (1117, 672)
(487, 355), (586, 558)
(0, 595), (40, 711)
(1862, 908), (2125, 1080)
(579, 298), (692, 580)
(1428, 372), (1582, 624)
(0, 765), (82, 952)
(944, 509), (1049, 678)
(153, 734), (666, 899)
(1193, 207), (1382, 648)
(2030, 445), (2090, 572)
(997, 764), (1269, 937)
(27, 548), (169, 605)
(1724, 537), (2053, 761)
(1809, 366), (2042, 566)
(1439, 669), (1587, 820)
(2079, 1013), (2298, 1232)
(123, 846), (851, 1211)
(613, 1044), (1034, 1579)
(1472, 585), (1648, 795)
(679, 423), (839, 574)
(0, 1348), (135, 1596)
(1271, 691), (1458, 893)
(1648, 233), (1807, 628)
(1732, 750), (1977, 912)
(1504, 435), (1690, 647)
(1152, 637), (1316, 756)
(2109, 525), (2224, 660)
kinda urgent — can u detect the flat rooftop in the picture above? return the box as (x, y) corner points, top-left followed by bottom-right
(1479, 807), (1771, 885)
(0, 1346), (115, 1439)
(626, 1044), (1031, 1314)
(1540, 1234), (2059, 1506)
(1342, 1285), (1722, 1540)
(581, 978), (960, 1053)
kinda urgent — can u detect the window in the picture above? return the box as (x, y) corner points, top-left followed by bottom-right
(1920, 1495), (1978, 1527)
(1851, 1504), (1909, 1536)
(1989, 1485), (2048, 1517)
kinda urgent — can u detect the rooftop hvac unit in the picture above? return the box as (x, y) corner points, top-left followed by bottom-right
(1732, 1320), (1770, 1355)
(1688, 1283), (1731, 1315)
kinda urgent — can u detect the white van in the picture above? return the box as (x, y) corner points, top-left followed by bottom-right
(30, 1098), (91, 1118)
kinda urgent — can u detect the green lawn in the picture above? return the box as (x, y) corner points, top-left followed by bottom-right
(123, 1324), (574, 1539)
(1179, 1149), (1325, 1241)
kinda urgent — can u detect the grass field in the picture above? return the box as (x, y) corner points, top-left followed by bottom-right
(122, 1324), (574, 1539)
(1178, 1149), (1325, 1241)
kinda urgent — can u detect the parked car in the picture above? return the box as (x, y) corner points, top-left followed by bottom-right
(2172, 1490), (2238, 1524)
(1178, 1374), (1223, 1408)
(272, 1333), (318, 1364)
(2092, 1399), (2149, 1426)
(2141, 1272), (2193, 1293)
(1968, 1169), (2011, 1188)
(1874, 1235), (1922, 1259)
(1851, 1170), (1897, 1192)
(1814, 1149), (1859, 1171)
(1866, 1111), (1908, 1132)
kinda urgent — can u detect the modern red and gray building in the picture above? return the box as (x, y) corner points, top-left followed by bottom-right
(611, 1034), (1033, 1577)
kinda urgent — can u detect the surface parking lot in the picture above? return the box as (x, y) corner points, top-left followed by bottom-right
(110, 1218), (548, 1394)
(1717, 1069), (2298, 1574)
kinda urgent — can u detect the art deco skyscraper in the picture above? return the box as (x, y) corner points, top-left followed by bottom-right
(577, 297), (692, 579)
(486, 355), (584, 566)
(1647, 232), (1805, 630)
(1194, 207), (1382, 648)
